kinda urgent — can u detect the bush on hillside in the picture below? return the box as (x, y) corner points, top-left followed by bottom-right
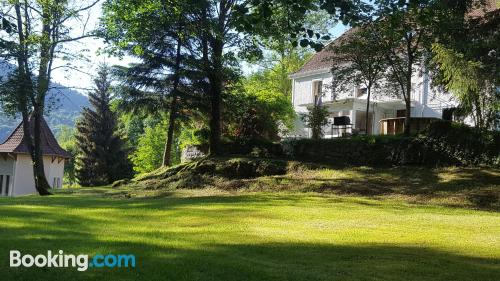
(220, 139), (283, 158)
(282, 135), (446, 166)
(420, 120), (499, 166)
(282, 121), (498, 167)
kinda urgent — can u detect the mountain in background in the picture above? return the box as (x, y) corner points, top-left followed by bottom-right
(0, 62), (89, 142)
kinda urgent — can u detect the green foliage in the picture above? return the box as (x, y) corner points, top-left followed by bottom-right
(75, 66), (133, 186)
(116, 111), (146, 149)
(421, 120), (500, 166)
(301, 104), (329, 140)
(250, 51), (311, 98)
(282, 121), (500, 167)
(177, 125), (210, 150)
(431, 43), (499, 130)
(329, 26), (386, 97)
(220, 139), (283, 158)
(225, 90), (293, 141)
(282, 135), (423, 166)
(56, 125), (77, 185)
(131, 119), (168, 174)
(223, 53), (307, 141)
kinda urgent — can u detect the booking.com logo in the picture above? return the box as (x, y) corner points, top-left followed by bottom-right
(10, 250), (136, 271)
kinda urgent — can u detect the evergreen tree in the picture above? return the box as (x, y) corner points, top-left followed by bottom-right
(75, 66), (133, 186)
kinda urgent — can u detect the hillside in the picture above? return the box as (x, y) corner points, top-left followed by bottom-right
(120, 157), (500, 210)
(0, 62), (89, 142)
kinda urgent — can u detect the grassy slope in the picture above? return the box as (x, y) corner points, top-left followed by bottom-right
(130, 161), (500, 210)
(0, 186), (499, 280)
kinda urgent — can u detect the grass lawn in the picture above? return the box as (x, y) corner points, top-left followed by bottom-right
(0, 182), (499, 280)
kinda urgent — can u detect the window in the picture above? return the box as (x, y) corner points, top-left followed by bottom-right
(57, 178), (61, 189)
(53, 177), (57, 189)
(0, 175), (3, 195)
(356, 87), (367, 97)
(312, 80), (323, 105)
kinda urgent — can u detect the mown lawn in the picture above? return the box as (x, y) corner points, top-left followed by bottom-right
(0, 185), (499, 280)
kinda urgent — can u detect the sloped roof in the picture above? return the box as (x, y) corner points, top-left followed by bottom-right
(291, 0), (498, 78)
(0, 116), (71, 158)
(291, 28), (358, 77)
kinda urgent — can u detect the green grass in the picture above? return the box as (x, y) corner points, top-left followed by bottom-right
(131, 164), (500, 210)
(0, 183), (499, 280)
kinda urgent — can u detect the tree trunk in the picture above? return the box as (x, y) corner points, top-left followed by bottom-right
(31, 8), (53, 195)
(162, 20), (183, 167)
(365, 87), (371, 135)
(162, 97), (177, 167)
(31, 110), (52, 195)
(404, 58), (413, 136)
(208, 2), (226, 156)
(208, 73), (222, 156)
(473, 93), (483, 129)
(14, 4), (50, 195)
(404, 99), (411, 136)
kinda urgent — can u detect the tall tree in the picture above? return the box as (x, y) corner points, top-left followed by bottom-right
(360, 0), (481, 135)
(75, 66), (132, 186)
(103, 0), (373, 155)
(0, 0), (98, 195)
(102, 0), (201, 166)
(430, 7), (499, 130)
(329, 25), (387, 134)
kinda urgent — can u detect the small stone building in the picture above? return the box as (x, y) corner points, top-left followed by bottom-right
(0, 117), (71, 196)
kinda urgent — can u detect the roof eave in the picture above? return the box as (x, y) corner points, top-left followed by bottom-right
(289, 68), (331, 79)
(0, 151), (71, 159)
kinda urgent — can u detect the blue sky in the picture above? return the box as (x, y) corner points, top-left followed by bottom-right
(51, 2), (349, 94)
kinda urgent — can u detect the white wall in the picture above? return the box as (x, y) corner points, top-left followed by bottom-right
(13, 155), (36, 196)
(0, 155), (15, 196)
(292, 72), (334, 112)
(290, 65), (464, 138)
(12, 155), (65, 196)
(46, 157), (65, 189)
(0, 156), (14, 175)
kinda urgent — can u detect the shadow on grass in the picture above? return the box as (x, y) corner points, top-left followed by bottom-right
(1, 238), (499, 281)
(0, 193), (498, 280)
(254, 167), (499, 209)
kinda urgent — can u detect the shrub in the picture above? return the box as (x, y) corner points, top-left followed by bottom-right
(283, 135), (412, 166)
(301, 104), (329, 139)
(420, 120), (499, 166)
(282, 121), (499, 167)
(220, 138), (283, 158)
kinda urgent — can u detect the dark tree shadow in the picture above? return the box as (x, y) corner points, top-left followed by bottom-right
(0, 193), (498, 280)
(252, 167), (499, 210)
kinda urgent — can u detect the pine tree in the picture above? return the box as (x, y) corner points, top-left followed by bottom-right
(75, 66), (133, 186)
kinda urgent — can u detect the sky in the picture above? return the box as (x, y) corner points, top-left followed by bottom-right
(51, 1), (349, 94)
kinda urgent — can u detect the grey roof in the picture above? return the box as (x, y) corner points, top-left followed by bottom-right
(292, 0), (497, 78)
(291, 28), (358, 77)
(0, 116), (71, 158)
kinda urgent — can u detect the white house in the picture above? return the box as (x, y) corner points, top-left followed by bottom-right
(289, 34), (460, 138)
(289, 0), (499, 138)
(0, 117), (70, 196)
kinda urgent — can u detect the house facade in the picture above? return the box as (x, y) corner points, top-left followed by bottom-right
(0, 117), (70, 196)
(289, 40), (460, 138)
